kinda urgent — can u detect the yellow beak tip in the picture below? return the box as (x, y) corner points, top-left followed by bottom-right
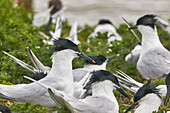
(92, 60), (96, 63)
(130, 98), (134, 103)
(116, 54), (120, 56)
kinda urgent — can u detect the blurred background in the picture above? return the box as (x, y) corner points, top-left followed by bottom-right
(0, 0), (170, 112)
(16, 0), (170, 26)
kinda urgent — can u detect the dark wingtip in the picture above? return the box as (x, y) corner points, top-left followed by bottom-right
(32, 72), (47, 80)
(0, 93), (16, 101)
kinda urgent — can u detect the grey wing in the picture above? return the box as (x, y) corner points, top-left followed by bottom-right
(48, 88), (88, 112)
(0, 82), (47, 102)
(75, 96), (115, 113)
(148, 48), (170, 74)
(73, 68), (89, 82)
(139, 48), (170, 79)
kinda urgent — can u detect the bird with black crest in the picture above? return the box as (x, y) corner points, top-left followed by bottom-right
(25, 70), (133, 113)
(88, 19), (122, 44)
(127, 14), (170, 80)
(125, 83), (162, 113)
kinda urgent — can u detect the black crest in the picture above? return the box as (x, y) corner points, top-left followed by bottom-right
(85, 55), (107, 65)
(136, 14), (157, 29)
(89, 70), (119, 86)
(53, 38), (80, 52)
(98, 19), (113, 25)
(134, 83), (161, 102)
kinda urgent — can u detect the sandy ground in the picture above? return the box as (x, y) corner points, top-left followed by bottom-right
(61, 0), (170, 27)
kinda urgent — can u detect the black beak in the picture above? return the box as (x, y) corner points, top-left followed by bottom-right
(77, 52), (96, 64)
(126, 25), (138, 31)
(164, 85), (170, 106)
(116, 87), (133, 103)
(107, 54), (120, 62)
(125, 102), (138, 113)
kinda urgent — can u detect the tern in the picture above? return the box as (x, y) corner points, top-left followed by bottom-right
(73, 54), (119, 98)
(25, 70), (133, 113)
(125, 83), (162, 113)
(127, 14), (170, 80)
(164, 72), (170, 106)
(89, 19), (122, 43)
(0, 16), (94, 108)
(124, 16), (168, 64)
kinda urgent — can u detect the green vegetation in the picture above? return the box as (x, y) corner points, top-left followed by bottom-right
(0, 0), (169, 112)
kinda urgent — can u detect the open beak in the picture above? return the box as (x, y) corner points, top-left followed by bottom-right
(116, 87), (133, 103)
(125, 102), (138, 113)
(77, 52), (96, 63)
(164, 85), (170, 106)
(107, 54), (120, 62)
(126, 25), (138, 31)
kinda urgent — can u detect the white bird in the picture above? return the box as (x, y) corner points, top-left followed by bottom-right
(128, 14), (170, 80)
(0, 16), (94, 108)
(0, 38), (94, 108)
(26, 70), (133, 113)
(125, 83), (162, 113)
(124, 16), (167, 64)
(89, 19), (122, 44)
(164, 72), (170, 106)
